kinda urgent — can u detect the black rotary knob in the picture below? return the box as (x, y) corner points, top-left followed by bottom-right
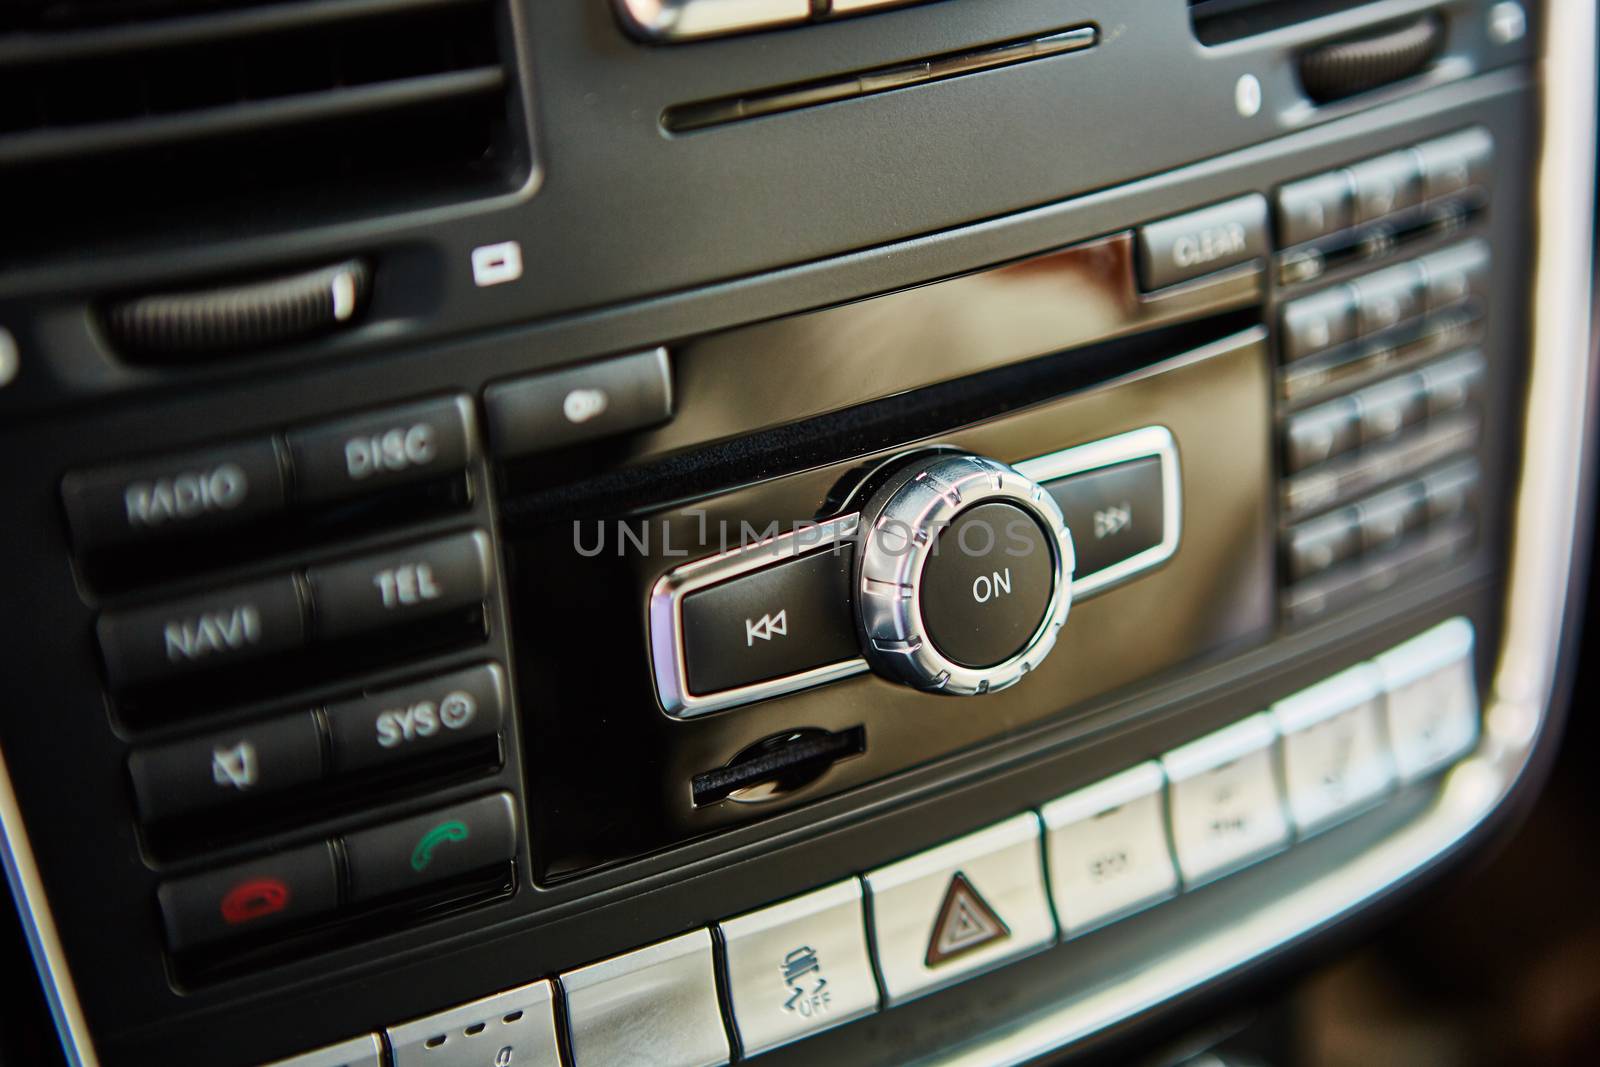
(854, 453), (1076, 695)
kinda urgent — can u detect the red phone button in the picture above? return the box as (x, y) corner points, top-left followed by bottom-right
(220, 877), (291, 925)
(158, 842), (339, 953)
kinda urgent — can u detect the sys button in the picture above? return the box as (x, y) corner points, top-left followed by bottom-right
(1044, 456), (1166, 583)
(679, 546), (858, 696)
(326, 664), (505, 775)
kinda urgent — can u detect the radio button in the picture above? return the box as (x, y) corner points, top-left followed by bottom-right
(1276, 171), (1353, 246)
(287, 396), (473, 506)
(128, 710), (324, 823)
(1347, 151), (1421, 224)
(326, 664), (505, 775)
(62, 439), (286, 555)
(342, 792), (517, 905)
(1136, 194), (1269, 290)
(1281, 285), (1356, 362)
(98, 576), (307, 690)
(158, 841), (339, 952)
(484, 347), (672, 459)
(1041, 456), (1165, 582)
(305, 531), (492, 642)
(680, 546), (858, 696)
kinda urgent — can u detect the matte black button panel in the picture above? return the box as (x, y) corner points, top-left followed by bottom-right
(920, 502), (1055, 669)
(1276, 171), (1353, 247)
(1043, 456), (1166, 580)
(327, 664), (505, 775)
(343, 793), (517, 905)
(287, 396), (473, 506)
(305, 531), (492, 642)
(484, 347), (673, 458)
(158, 841), (339, 953)
(62, 439), (287, 555)
(680, 545), (858, 695)
(98, 576), (307, 690)
(1136, 195), (1268, 290)
(129, 711), (324, 824)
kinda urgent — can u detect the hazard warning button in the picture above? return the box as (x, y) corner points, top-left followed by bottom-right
(864, 814), (1054, 1005)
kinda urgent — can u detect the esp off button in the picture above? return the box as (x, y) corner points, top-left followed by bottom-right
(287, 396), (473, 506)
(1136, 195), (1269, 291)
(326, 664), (505, 774)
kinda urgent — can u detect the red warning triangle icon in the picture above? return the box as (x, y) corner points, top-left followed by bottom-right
(924, 870), (1011, 967)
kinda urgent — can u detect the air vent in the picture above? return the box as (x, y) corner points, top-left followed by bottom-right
(1189, 0), (1381, 45)
(0, 0), (526, 255)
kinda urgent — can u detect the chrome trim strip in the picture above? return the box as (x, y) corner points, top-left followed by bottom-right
(649, 513), (868, 718)
(919, 4), (1598, 1063)
(1014, 426), (1183, 599)
(0, 746), (95, 1066)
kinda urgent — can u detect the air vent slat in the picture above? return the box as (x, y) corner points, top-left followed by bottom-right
(0, 0), (483, 66)
(1, 0), (523, 257)
(0, 67), (505, 166)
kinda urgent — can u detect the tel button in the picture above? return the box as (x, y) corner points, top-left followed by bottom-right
(326, 664), (506, 775)
(61, 439), (287, 554)
(305, 531), (493, 642)
(158, 841), (339, 952)
(680, 545), (859, 696)
(128, 710), (325, 823)
(342, 793), (517, 904)
(287, 396), (474, 506)
(97, 576), (307, 690)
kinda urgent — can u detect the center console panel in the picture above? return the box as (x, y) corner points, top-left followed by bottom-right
(0, 2), (1566, 1066)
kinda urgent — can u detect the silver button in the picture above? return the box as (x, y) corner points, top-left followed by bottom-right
(1375, 617), (1479, 781)
(615, 0), (811, 41)
(260, 1035), (383, 1067)
(1271, 664), (1396, 835)
(719, 879), (879, 1055)
(1162, 714), (1290, 886)
(1281, 285), (1356, 361)
(387, 981), (561, 1067)
(562, 929), (732, 1067)
(1418, 240), (1490, 311)
(865, 813), (1055, 1005)
(1040, 762), (1178, 936)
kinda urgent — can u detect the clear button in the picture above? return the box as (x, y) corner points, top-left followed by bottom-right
(1272, 664), (1396, 835)
(561, 929), (731, 1067)
(1163, 714), (1290, 886)
(1375, 617), (1479, 781)
(1040, 762), (1178, 936)
(719, 879), (879, 1056)
(864, 814), (1055, 1005)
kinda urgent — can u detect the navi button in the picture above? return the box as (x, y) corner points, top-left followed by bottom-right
(679, 545), (858, 695)
(342, 792), (517, 904)
(864, 813), (1054, 1005)
(158, 841), (339, 952)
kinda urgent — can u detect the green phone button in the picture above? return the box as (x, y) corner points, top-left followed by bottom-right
(343, 794), (518, 905)
(410, 819), (471, 872)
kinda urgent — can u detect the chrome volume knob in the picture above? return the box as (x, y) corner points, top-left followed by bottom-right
(854, 453), (1075, 695)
